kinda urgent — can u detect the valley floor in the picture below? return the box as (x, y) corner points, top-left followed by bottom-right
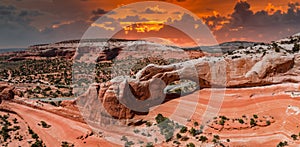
(1, 83), (300, 146)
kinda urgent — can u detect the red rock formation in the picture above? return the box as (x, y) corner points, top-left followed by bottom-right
(77, 51), (299, 119)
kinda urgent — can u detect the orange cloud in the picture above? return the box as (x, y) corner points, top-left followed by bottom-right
(120, 21), (165, 34)
(112, 24), (199, 47)
(265, 3), (285, 14)
(52, 21), (74, 29)
(91, 22), (115, 31)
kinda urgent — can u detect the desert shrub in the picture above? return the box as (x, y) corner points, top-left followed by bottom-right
(133, 129), (140, 134)
(176, 133), (182, 139)
(12, 118), (18, 124)
(155, 114), (167, 124)
(277, 141), (288, 147)
(272, 43), (280, 52)
(155, 114), (176, 142)
(293, 43), (300, 53)
(49, 101), (58, 107)
(32, 133), (39, 139)
(213, 135), (220, 140)
(0, 125), (11, 142)
(173, 140), (180, 145)
(219, 119), (225, 125)
(31, 139), (45, 147)
(253, 114), (258, 119)
(238, 119), (244, 124)
(199, 136), (208, 142)
(28, 127), (34, 134)
(12, 126), (20, 131)
(250, 118), (256, 127)
(124, 140), (134, 147)
(231, 55), (241, 59)
(181, 136), (189, 141)
(272, 42), (278, 48)
(186, 142), (195, 147)
(291, 134), (298, 140)
(61, 141), (75, 147)
(212, 138), (218, 143)
(193, 121), (199, 127)
(40, 121), (51, 128)
(180, 126), (188, 133)
(145, 121), (152, 127)
(189, 128), (196, 136)
(44, 87), (51, 91)
(145, 142), (154, 147)
(121, 136), (128, 141)
(266, 120), (271, 125)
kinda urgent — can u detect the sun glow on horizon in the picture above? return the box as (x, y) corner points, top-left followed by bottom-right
(120, 21), (165, 34)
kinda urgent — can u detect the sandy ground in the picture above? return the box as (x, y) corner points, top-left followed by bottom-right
(1, 101), (119, 147)
(138, 83), (300, 146)
(1, 83), (300, 146)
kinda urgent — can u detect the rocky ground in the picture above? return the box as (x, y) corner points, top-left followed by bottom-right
(0, 35), (299, 146)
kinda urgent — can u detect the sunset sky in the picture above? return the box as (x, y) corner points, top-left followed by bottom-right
(1, 0), (300, 48)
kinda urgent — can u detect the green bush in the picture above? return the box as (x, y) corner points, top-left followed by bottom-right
(180, 126), (188, 133)
(277, 141), (288, 147)
(61, 141), (75, 147)
(291, 134), (298, 140)
(199, 136), (208, 142)
(176, 133), (182, 139)
(31, 139), (45, 147)
(181, 136), (189, 141)
(186, 143), (195, 147)
(293, 43), (300, 53)
(213, 135), (220, 140)
(189, 128), (196, 136)
(155, 114), (167, 124)
(238, 119), (244, 124)
(250, 118), (256, 127)
(266, 120), (271, 125)
(146, 142), (154, 147)
(44, 87), (51, 91)
(32, 133), (39, 139)
(253, 114), (258, 119)
(219, 119), (225, 125)
(40, 121), (51, 128)
(193, 121), (199, 127)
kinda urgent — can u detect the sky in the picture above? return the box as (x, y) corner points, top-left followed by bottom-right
(0, 0), (300, 48)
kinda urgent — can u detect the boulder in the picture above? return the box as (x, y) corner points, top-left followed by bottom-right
(0, 84), (15, 103)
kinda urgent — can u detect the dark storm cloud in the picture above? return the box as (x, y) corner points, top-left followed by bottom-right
(0, 1), (120, 48)
(41, 20), (90, 41)
(0, 4), (44, 47)
(202, 15), (228, 31)
(0, 3), (90, 48)
(230, 1), (253, 27)
(203, 1), (300, 42)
